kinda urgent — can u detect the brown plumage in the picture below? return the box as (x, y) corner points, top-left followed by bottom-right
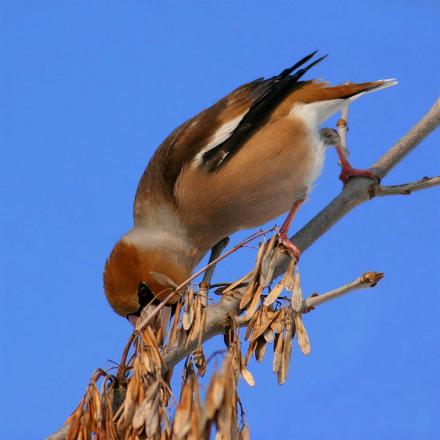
(103, 52), (396, 321)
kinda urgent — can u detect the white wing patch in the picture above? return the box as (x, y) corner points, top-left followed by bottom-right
(193, 113), (245, 165)
(290, 100), (346, 128)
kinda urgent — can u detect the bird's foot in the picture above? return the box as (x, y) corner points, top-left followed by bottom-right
(278, 233), (301, 262)
(339, 164), (380, 185)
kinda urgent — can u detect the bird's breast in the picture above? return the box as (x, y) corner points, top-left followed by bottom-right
(175, 116), (326, 251)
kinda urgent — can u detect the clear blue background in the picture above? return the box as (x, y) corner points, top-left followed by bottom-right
(2, 1), (439, 439)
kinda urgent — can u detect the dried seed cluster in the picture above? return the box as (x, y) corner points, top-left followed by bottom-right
(66, 233), (313, 439)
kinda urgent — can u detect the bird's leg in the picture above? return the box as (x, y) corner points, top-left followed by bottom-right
(334, 143), (380, 184)
(319, 128), (380, 185)
(278, 199), (304, 261)
(201, 237), (230, 286)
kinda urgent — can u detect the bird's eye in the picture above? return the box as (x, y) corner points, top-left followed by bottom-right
(138, 282), (155, 309)
(126, 282), (155, 320)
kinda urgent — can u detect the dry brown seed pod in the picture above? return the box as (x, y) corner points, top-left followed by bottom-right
(245, 339), (257, 365)
(270, 307), (285, 334)
(283, 258), (296, 292)
(244, 309), (261, 341)
(167, 299), (183, 347)
(273, 331), (284, 374)
(182, 288), (195, 331)
(205, 373), (225, 420)
(223, 272), (254, 294)
(240, 354), (255, 387)
(278, 313), (294, 384)
(239, 424), (250, 440)
(239, 279), (256, 310)
(193, 347), (207, 377)
(291, 271), (303, 312)
(255, 336), (267, 363)
(248, 308), (275, 342)
(173, 379), (193, 439)
(263, 327), (275, 343)
(263, 280), (285, 306)
(244, 285), (263, 320)
(295, 313), (311, 355)
(254, 239), (268, 278)
(186, 295), (202, 348)
(260, 234), (278, 287)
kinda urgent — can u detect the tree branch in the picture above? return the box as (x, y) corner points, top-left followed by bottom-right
(302, 271), (384, 310)
(45, 98), (440, 440)
(160, 97), (440, 372)
(374, 176), (440, 196)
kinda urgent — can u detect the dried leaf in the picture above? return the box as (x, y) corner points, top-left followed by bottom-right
(295, 313), (311, 355)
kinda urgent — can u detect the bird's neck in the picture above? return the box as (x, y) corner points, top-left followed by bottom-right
(123, 225), (203, 272)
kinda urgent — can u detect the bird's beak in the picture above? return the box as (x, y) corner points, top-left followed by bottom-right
(128, 314), (139, 327)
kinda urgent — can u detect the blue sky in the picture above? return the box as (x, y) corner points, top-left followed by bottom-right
(2, 1), (439, 439)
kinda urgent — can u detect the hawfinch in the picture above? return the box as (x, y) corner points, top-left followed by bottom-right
(103, 52), (396, 323)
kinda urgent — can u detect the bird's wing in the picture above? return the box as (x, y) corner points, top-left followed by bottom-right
(134, 51), (325, 222)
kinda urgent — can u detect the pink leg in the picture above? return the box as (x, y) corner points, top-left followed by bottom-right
(335, 144), (380, 184)
(278, 199), (304, 261)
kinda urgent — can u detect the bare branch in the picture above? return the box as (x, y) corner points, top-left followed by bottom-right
(302, 272), (384, 310)
(45, 98), (440, 440)
(372, 98), (440, 179)
(160, 98), (440, 372)
(374, 176), (440, 196)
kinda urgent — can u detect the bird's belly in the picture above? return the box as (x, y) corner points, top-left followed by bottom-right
(176, 117), (325, 250)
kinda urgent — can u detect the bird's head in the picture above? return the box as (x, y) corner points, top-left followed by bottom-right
(103, 239), (190, 324)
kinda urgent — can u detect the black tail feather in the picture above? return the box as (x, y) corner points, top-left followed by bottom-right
(278, 50), (319, 79)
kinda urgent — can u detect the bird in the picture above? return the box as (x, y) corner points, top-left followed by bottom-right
(103, 51), (396, 326)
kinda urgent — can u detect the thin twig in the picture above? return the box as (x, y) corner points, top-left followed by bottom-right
(337, 106), (350, 160)
(374, 176), (440, 196)
(136, 227), (276, 332)
(373, 98), (440, 178)
(115, 332), (136, 384)
(45, 98), (440, 440)
(302, 272), (384, 311)
(161, 97), (440, 372)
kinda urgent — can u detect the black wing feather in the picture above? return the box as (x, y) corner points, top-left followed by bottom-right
(202, 52), (327, 172)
